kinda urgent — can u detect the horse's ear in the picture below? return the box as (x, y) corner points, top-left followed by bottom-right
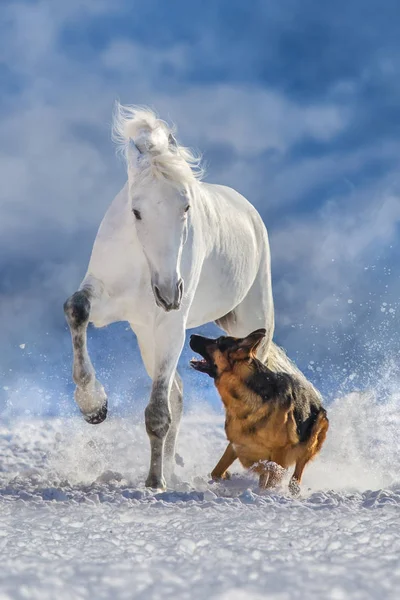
(127, 138), (142, 164)
(168, 133), (178, 151)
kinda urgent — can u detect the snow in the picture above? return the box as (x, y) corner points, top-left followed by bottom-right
(0, 391), (399, 599)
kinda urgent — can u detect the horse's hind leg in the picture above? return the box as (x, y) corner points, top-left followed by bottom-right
(216, 256), (274, 356)
(64, 284), (107, 424)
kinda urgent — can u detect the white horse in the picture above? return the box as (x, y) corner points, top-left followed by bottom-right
(64, 103), (296, 490)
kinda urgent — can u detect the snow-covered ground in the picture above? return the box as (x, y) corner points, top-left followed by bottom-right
(0, 391), (399, 599)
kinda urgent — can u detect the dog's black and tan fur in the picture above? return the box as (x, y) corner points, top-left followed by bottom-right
(190, 329), (328, 495)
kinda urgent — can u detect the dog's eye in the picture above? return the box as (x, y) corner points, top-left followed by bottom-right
(184, 205), (190, 213)
(133, 209), (142, 220)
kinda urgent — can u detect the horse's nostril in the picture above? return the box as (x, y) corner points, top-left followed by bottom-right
(155, 285), (165, 303)
(153, 285), (172, 310)
(152, 281), (183, 311)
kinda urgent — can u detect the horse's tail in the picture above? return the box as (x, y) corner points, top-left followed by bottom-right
(267, 341), (301, 375)
(112, 102), (203, 179)
(267, 341), (321, 396)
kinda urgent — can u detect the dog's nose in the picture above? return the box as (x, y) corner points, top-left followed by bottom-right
(189, 334), (207, 352)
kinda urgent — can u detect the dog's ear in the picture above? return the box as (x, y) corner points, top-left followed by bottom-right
(236, 329), (266, 355)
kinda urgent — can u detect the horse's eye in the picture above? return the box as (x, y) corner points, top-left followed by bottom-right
(184, 205), (190, 213)
(133, 209), (142, 220)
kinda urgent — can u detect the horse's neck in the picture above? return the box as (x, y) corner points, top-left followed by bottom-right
(89, 183), (147, 284)
(192, 183), (231, 243)
(97, 183), (138, 241)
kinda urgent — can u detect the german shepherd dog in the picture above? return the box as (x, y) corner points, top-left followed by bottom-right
(190, 329), (328, 495)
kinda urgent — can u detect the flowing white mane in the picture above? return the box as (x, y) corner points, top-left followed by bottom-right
(112, 102), (204, 187)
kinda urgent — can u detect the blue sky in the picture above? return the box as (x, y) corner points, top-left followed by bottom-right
(1, 0), (400, 415)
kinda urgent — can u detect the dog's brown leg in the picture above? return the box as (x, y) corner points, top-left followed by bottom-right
(289, 411), (329, 496)
(289, 461), (306, 497)
(211, 443), (237, 480)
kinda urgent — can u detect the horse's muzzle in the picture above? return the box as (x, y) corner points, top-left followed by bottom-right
(153, 278), (183, 312)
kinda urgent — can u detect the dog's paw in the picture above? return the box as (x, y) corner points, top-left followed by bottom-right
(210, 470), (231, 481)
(289, 477), (301, 498)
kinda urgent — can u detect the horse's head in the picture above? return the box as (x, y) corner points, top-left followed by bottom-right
(113, 104), (203, 313)
(130, 178), (189, 311)
(127, 140), (191, 312)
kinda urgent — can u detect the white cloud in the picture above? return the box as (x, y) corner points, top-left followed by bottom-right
(0, 1), (352, 249)
(270, 183), (400, 327)
(0, 0), (398, 348)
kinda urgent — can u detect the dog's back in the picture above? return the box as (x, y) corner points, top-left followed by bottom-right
(246, 358), (325, 445)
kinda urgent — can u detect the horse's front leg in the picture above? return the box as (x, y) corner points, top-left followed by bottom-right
(63, 284), (108, 424)
(144, 318), (185, 490)
(164, 372), (183, 481)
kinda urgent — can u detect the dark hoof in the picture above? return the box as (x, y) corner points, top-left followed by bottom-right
(82, 403), (108, 425)
(145, 474), (166, 491)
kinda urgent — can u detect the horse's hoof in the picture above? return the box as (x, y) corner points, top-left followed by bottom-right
(75, 380), (108, 423)
(145, 475), (166, 491)
(82, 402), (108, 425)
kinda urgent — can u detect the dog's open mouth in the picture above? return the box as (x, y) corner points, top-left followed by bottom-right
(190, 357), (212, 373)
(189, 334), (216, 377)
